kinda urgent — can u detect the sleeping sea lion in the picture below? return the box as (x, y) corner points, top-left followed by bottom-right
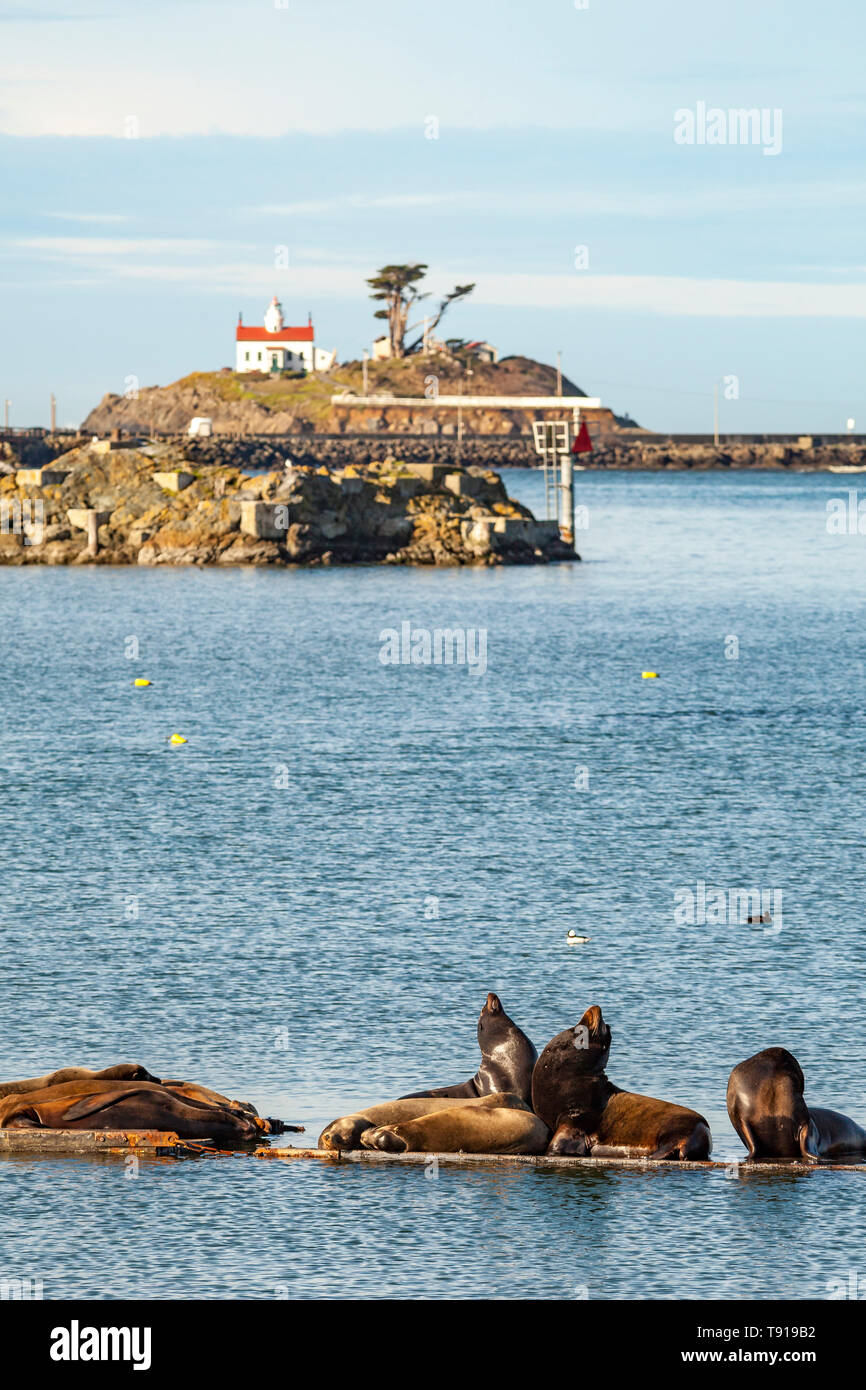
(532, 1006), (712, 1159)
(399, 993), (538, 1105)
(727, 1047), (866, 1162)
(161, 1079), (259, 1116)
(0, 1063), (160, 1099)
(362, 1103), (550, 1155)
(319, 1090), (529, 1151)
(0, 1079), (259, 1141)
(160, 1081), (300, 1136)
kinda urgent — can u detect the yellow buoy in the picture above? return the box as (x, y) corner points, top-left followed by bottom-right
(169, 733), (187, 745)
(133, 678), (151, 687)
(641, 671), (660, 679)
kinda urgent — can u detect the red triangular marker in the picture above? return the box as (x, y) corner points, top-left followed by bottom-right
(572, 421), (593, 454)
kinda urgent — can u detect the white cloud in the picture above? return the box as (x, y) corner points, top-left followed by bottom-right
(46, 211), (132, 224)
(6, 234), (865, 318)
(11, 236), (229, 256)
(246, 181), (866, 223)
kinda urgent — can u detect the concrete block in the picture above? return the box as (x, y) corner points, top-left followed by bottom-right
(15, 467), (69, 487)
(460, 516), (559, 551)
(152, 471), (194, 492)
(67, 508), (112, 531)
(444, 471), (483, 496)
(240, 500), (289, 540)
(395, 476), (421, 498)
(400, 463), (454, 484)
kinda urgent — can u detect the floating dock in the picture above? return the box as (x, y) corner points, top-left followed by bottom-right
(255, 1146), (866, 1173)
(0, 1129), (185, 1156)
(5, 1133), (866, 1171)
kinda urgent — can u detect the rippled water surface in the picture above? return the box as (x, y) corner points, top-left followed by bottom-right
(1, 468), (865, 1299)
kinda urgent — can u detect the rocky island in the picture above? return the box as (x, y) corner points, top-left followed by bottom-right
(0, 443), (575, 567)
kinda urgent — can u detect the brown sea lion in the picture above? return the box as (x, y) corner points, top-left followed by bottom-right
(319, 1091), (530, 1151)
(532, 1006), (712, 1159)
(161, 1079), (259, 1116)
(363, 1103), (550, 1155)
(727, 1047), (866, 1162)
(399, 993), (538, 1105)
(0, 1064), (160, 1099)
(0, 1079), (259, 1141)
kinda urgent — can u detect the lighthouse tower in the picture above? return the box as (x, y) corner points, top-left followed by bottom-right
(264, 295), (284, 334)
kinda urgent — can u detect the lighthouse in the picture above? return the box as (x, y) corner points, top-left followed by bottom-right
(235, 296), (336, 375)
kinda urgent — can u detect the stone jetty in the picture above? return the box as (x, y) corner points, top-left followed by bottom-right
(0, 442), (575, 567)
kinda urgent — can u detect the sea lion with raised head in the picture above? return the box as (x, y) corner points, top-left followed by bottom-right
(0, 1063), (160, 1100)
(727, 1047), (866, 1162)
(399, 993), (538, 1105)
(532, 1006), (712, 1159)
(319, 1090), (530, 1151)
(0, 1079), (259, 1141)
(362, 1102), (549, 1155)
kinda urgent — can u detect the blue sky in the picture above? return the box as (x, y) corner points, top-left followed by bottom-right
(1, 0), (864, 430)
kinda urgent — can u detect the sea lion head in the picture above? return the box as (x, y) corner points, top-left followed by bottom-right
(531, 1005), (612, 1131)
(565, 1005), (611, 1072)
(100, 1063), (162, 1085)
(318, 1115), (368, 1151)
(477, 993), (508, 1046)
(361, 1124), (407, 1153)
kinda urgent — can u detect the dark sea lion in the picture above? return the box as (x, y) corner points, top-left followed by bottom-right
(319, 1091), (530, 1151)
(362, 1103), (550, 1155)
(727, 1046), (866, 1162)
(0, 1063), (160, 1099)
(398, 993), (538, 1105)
(532, 1006), (712, 1159)
(0, 1079), (259, 1141)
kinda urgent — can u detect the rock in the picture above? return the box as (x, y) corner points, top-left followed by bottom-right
(0, 442), (576, 568)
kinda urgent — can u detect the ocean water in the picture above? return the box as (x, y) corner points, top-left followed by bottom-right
(1, 467), (865, 1300)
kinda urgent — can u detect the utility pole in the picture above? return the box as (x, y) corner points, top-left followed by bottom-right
(713, 384), (719, 446)
(362, 349), (369, 396)
(423, 316), (430, 355)
(50, 393), (57, 433)
(556, 351), (563, 398)
(3, 400), (9, 430)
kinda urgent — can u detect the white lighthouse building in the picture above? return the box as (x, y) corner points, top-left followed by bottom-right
(235, 296), (336, 374)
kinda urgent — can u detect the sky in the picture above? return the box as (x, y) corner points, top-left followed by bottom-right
(0, 0), (864, 431)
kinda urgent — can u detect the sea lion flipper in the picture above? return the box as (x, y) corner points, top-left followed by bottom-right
(61, 1086), (154, 1123)
(798, 1119), (821, 1163)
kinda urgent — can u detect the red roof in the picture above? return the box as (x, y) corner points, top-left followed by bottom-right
(236, 325), (314, 342)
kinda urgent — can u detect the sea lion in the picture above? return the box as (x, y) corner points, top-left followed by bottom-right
(727, 1047), (866, 1162)
(161, 1079), (259, 1116)
(362, 1103), (550, 1155)
(0, 1079), (259, 1141)
(532, 1006), (712, 1159)
(0, 1063), (160, 1099)
(319, 1090), (530, 1151)
(160, 1081), (300, 1136)
(398, 993), (538, 1105)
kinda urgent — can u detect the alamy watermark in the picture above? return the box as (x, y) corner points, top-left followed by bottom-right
(0, 1275), (43, 1299)
(379, 622), (487, 676)
(826, 491), (866, 535)
(674, 102), (782, 157)
(1, 499), (43, 546)
(674, 880), (782, 934)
